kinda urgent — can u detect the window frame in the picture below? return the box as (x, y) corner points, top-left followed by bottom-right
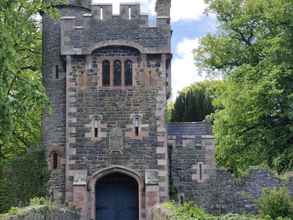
(99, 57), (136, 88)
(113, 60), (122, 86)
(102, 60), (111, 87)
(124, 60), (133, 86)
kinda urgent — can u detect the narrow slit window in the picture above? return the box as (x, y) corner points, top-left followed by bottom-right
(125, 60), (133, 86)
(134, 116), (139, 136)
(179, 194), (185, 205)
(55, 65), (59, 79)
(53, 152), (58, 169)
(114, 60), (122, 86)
(100, 7), (103, 20)
(135, 127), (139, 136)
(94, 120), (98, 138)
(128, 7), (132, 20)
(94, 128), (98, 138)
(102, 60), (110, 86)
(199, 163), (203, 181)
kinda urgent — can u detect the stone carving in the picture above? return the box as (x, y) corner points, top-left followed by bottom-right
(109, 126), (124, 153)
(73, 170), (87, 186)
(145, 170), (159, 185)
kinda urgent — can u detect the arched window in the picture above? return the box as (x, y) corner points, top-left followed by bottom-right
(125, 60), (133, 86)
(102, 60), (110, 86)
(52, 152), (58, 169)
(114, 60), (122, 86)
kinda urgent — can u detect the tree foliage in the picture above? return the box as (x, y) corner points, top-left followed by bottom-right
(196, 0), (293, 174)
(165, 101), (174, 122)
(0, 146), (49, 212)
(0, 0), (63, 213)
(171, 80), (222, 122)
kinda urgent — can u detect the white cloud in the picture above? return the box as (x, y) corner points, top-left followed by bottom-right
(92, 0), (208, 22)
(171, 0), (208, 22)
(171, 38), (205, 99)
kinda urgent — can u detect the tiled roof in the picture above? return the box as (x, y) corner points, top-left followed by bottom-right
(167, 121), (212, 136)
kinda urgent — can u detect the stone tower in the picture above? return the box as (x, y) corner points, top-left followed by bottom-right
(42, 0), (172, 219)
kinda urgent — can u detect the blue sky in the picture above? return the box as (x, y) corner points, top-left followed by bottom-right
(92, 0), (217, 99)
(171, 16), (217, 99)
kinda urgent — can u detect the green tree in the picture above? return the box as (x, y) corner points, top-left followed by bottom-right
(165, 101), (174, 122)
(0, 146), (49, 212)
(196, 0), (293, 174)
(171, 80), (222, 122)
(0, 0), (63, 212)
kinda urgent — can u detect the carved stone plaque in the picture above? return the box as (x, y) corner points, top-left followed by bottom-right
(145, 170), (159, 185)
(109, 126), (124, 153)
(73, 170), (87, 186)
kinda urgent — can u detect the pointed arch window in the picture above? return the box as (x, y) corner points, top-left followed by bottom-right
(102, 60), (110, 86)
(114, 60), (122, 86)
(125, 60), (133, 86)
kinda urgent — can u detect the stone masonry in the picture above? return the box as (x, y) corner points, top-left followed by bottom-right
(42, 1), (293, 219)
(43, 1), (171, 219)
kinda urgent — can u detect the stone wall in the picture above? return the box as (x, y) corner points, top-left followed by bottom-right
(170, 165), (292, 215)
(200, 169), (285, 214)
(167, 122), (215, 201)
(168, 123), (293, 215)
(43, 5), (91, 203)
(59, 3), (172, 56)
(43, 4), (172, 215)
(0, 206), (79, 220)
(65, 45), (170, 220)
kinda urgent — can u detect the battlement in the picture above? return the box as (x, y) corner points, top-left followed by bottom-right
(90, 3), (148, 23)
(48, 0), (171, 26)
(56, 1), (171, 56)
(47, 0), (171, 28)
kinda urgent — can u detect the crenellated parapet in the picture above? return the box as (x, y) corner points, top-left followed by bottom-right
(156, 0), (171, 27)
(59, 2), (171, 56)
(90, 3), (148, 24)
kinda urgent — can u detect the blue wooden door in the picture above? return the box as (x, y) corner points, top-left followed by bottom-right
(95, 173), (139, 220)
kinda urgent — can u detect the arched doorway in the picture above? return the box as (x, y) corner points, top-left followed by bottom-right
(95, 172), (139, 220)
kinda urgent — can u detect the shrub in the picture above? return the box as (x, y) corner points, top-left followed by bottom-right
(258, 187), (293, 219)
(162, 201), (293, 220)
(163, 202), (215, 220)
(8, 207), (20, 216)
(29, 197), (47, 206)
